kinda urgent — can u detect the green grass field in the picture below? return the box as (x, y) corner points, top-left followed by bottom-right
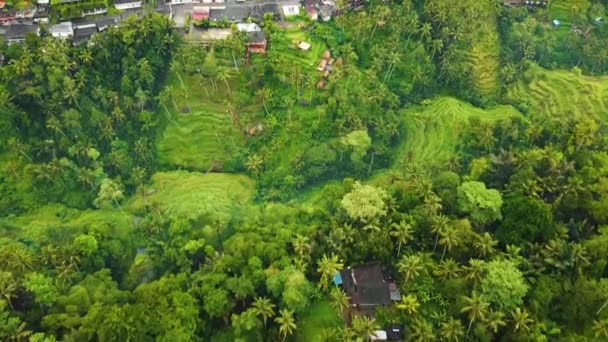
(0, 204), (132, 244)
(296, 300), (343, 342)
(127, 170), (255, 222)
(506, 65), (608, 122)
(396, 97), (522, 167)
(271, 24), (328, 73)
(156, 70), (250, 171)
(467, 2), (501, 100)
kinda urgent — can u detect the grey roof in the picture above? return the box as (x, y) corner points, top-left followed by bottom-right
(114, 0), (140, 4)
(95, 17), (118, 30)
(247, 30), (265, 44)
(3, 24), (39, 40)
(73, 25), (97, 44)
(50, 21), (73, 34)
(209, 6), (250, 22)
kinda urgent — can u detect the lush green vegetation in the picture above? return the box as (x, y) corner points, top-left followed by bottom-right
(2, 1), (608, 341)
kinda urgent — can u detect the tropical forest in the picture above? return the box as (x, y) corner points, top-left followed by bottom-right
(2, 0), (608, 341)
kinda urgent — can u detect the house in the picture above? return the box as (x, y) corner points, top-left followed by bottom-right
(83, 7), (107, 16)
(339, 264), (391, 307)
(95, 17), (118, 31)
(114, 0), (142, 10)
(209, 6), (250, 22)
(552, 19), (560, 27)
(237, 23), (266, 53)
(192, 6), (209, 20)
(73, 23), (97, 45)
(385, 324), (404, 341)
(0, 12), (16, 25)
(282, 4), (299, 17)
(304, 0), (317, 20)
(33, 6), (49, 23)
(2, 23), (39, 43)
(166, 0), (193, 4)
(49, 22), (74, 38)
(36, 0), (49, 5)
(319, 4), (331, 21)
(371, 330), (387, 341)
(15, 7), (37, 21)
(298, 41), (311, 51)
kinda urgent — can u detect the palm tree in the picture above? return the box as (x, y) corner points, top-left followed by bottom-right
(292, 234), (311, 258)
(431, 215), (450, 252)
(275, 309), (296, 341)
(510, 307), (533, 333)
(245, 154), (263, 175)
(438, 318), (465, 341)
(216, 67), (232, 94)
(433, 259), (461, 282)
(461, 292), (489, 334)
(390, 219), (414, 257)
(410, 318), (435, 341)
(438, 227), (461, 261)
(329, 288), (350, 318)
(593, 319), (608, 339)
(352, 316), (379, 341)
(316, 254), (344, 290)
(396, 294), (420, 315)
(473, 233), (497, 258)
(397, 254), (425, 282)
(252, 297), (275, 327)
(463, 259), (485, 286)
(419, 22), (433, 42)
(484, 310), (507, 334)
(0, 271), (18, 309)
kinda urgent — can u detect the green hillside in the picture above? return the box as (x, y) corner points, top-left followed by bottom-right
(127, 171), (255, 221)
(506, 65), (608, 121)
(396, 97), (522, 167)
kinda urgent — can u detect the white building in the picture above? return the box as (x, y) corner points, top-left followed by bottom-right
(114, 0), (142, 10)
(282, 5), (299, 17)
(49, 22), (74, 38)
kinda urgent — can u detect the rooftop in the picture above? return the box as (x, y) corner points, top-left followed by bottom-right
(340, 263), (391, 307)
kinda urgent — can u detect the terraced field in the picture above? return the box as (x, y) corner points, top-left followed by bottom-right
(467, 15), (500, 100)
(156, 71), (248, 171)
(396, 97), (522, 167)
(506, 65), (608, 122)
(127, 171), (255, 221)
(156, 100), (242, 171)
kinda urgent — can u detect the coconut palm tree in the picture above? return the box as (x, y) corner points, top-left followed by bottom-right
(461, 292), (489, 334)
(433, 259), (461, 282)
(510, 307), (533, 333)
(245, 154), (263, 175)
(431, 215), (450, 252)
(473, 233), (497, 259)
(216, 66), (232, 95)
(275, 309), (296, 342)
(438, 318), (465, 341)
(352, 315), (379, 341)
(397, 254), (425, 282)
(438, 227), (461, 261)
(316, 254), (344, 290)
(252, 297), (275, 327)
(484, 310), (507, 334)
(329, 288), (350, 318)
(396, 294), (420, 315)
(593, 319), (608, 339)
(463, 259), (486, 286)
(390, 219), (414, 257)
(410, 318), (435, 341)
